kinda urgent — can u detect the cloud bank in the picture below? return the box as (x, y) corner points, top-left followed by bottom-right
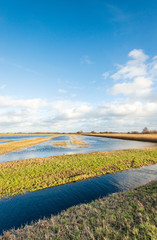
(0, 49), (157, 132)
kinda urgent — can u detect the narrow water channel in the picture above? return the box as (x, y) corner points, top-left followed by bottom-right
(0, 164), (157, 234)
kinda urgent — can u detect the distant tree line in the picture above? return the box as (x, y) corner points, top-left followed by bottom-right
(88, 127), (157, 134)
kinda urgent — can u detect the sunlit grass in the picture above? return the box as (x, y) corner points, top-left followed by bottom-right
(53, 141), (69, 146)
(0, 147), (157, 198)
(0, 139), (11, 143)
(1, 181), (156, 239)
(53, 138), (88, 147)
(0, 136), (55, 155)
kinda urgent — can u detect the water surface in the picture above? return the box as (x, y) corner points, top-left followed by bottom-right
(0, 135), (155, 163)
(0, 163), (156, 234)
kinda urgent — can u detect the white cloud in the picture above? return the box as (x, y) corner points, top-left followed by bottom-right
(111, 49), (148, 81)
(81, 56), (94, 65)
(110, 49), (156, 97)
(0, 49), (157, 132)
(0, 96), (47, 109)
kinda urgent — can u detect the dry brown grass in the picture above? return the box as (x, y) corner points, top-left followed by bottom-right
(0, 140), (11, 143)
(68, 134), (83, 139)
(72, 139), (88, 145)
(85, 133), (157, 143)
(53, 141), (69, 147)
(0, 137), (54, 155)
(52, 136), (88, 147)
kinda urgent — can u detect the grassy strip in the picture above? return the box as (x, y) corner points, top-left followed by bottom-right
(0, 140), (11, 143)
(0, 148), (157, 198)
(72, 140), (88, 145)
(53, 140), (87, 147)
(53, 141), (69, 146)
(85, 133), (157, 143)
(1, 181), (157, 239)
(0, 136), (54, 155)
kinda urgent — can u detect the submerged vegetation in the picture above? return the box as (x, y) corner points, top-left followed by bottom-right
(53, 139), (88, 147)
(1, 180), (157, 239)
(0, 147), (157, 198)
(0, 136), (55, 155)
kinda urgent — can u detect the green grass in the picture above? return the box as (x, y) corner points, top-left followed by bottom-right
(1, 147), (157, 198)
(1, 181), (157, 239)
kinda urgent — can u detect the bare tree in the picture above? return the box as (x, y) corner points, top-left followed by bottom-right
(142, 127), (149, 134)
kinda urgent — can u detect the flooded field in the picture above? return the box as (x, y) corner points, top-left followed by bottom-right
(0, 163), (156, 234)
(0, 135), (155, 163)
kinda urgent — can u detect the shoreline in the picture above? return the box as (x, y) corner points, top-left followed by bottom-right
(0, 136), (57, 155)
(1, 147), (157, 199)
(1, 180), (156, 239)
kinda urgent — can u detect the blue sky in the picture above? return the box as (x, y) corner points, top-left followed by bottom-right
(0, 0), (157, 132)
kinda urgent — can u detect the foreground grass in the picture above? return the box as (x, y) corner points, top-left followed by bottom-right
(0, 147), (157, 198)
(85, 133), (157, 143)
(1, 181), (157, 239)
(0, 137), (54, 155)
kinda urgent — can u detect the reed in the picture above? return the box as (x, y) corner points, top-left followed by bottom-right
(85, 133), (157, 143)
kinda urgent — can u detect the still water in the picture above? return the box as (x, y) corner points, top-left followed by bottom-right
(0, 135), (155, 162)
(0, 164), (156, 234)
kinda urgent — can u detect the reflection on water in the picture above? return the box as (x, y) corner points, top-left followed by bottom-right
(0, 135), (53, 145)
(0, 164), (157, 234)
(0, 135), (156, 163)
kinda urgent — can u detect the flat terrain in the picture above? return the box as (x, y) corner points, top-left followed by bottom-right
(1, 147), (157, 198)
(0, 137), (54, 155)
(85, 133), (157, 143)
(1, 180), (156, 239)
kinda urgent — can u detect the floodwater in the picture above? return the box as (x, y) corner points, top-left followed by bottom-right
(0, 134), (51, 143)
(0, 135), (156, 163)
(0, 163), (156, 234)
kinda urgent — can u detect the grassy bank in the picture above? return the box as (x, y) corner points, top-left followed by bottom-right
(0, 147), (157, 198)
(85, 133), (157, 143)
(0, 136), (54, 155)
(1, 180), (157, 239)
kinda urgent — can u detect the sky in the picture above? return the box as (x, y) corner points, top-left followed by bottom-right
(0, 0), (157, 132)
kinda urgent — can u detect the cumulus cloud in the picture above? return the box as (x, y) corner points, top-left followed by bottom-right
(0, 96), (47, 109)
(0, 49), (157, 132)
(111, 49), (155, 97)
